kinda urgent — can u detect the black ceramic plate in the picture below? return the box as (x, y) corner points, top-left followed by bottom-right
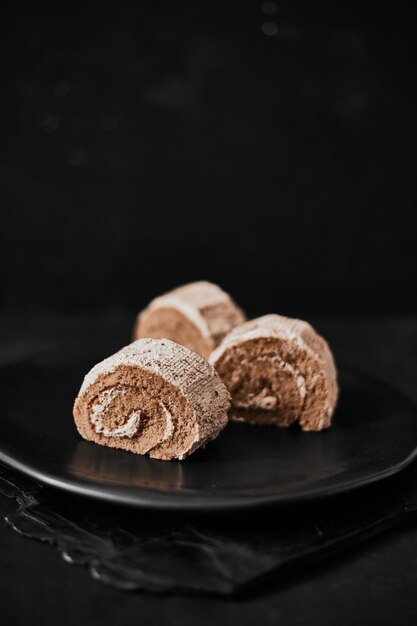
(0, 356), (416, 511)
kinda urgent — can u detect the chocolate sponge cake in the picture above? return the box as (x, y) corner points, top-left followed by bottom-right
(133, 281), (246, 359)
(209, 314), (338, 431)
(73, 338), (230, 460)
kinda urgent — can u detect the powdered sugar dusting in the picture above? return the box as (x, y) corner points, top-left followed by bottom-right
(209, 324), (306, 366)
(85, 340), (200, 391)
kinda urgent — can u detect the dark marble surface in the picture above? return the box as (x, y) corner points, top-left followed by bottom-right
(0, 311), (417, 623)
(2, 454), (417, 596)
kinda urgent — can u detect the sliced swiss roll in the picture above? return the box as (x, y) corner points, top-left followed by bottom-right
(73, 338), (230, 460)
(133, 281), (246, 359)
(209, 314), (338, 431)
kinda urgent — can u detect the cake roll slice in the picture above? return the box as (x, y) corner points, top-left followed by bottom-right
(73, 338), (230, 460)
(209, 314), (338, 431)
(133, 281), (246, 359)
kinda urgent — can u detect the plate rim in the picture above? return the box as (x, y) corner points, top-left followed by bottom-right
(1, 447), (417, 511)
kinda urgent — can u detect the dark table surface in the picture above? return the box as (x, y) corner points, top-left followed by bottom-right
(1, 310), (417, 625)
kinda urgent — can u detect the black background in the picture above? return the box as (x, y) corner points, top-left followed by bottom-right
(1, 0), (415, 315)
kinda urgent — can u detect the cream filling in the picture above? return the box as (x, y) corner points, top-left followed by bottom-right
(234, 355), (306, 411)
(90, 388), (175, 443)
(90, 388), (141, 439)
(91, 404), (141, 438)
(159, 402), (174, 443)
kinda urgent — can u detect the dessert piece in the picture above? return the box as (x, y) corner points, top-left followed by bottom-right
(133, 281), (246, 359)
(209, 314), (338, 431)
(73, 338), (230, 460)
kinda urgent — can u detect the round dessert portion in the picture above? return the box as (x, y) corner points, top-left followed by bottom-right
(73, 338), (230, 460)
(209, 314), (338, 431)
(133, 281), (246, 359)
